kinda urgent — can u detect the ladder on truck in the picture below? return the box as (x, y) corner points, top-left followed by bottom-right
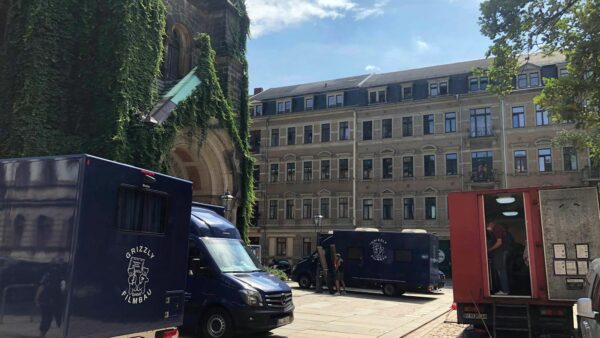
(492, 303), (532, 338)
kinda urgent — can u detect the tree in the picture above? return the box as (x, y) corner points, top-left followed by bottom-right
(479, 0), (600, 161)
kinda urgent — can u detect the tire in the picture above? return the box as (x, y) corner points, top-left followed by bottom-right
(382, 283), (397, 297)
(298, 274), (312, 289)
(200, 308), (233, 338)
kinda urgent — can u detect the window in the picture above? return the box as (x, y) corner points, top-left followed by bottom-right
(514, 150), (528, 173)
(530, 72), (540, 87)
(303, 238), (312, 257)
(287, 127), (296, 145)
(277, 100), (292, 113)
(304, 125), (313, 144)
(369, 89), (386, 104)
(347, 247), (363, 261)
(403, 156), (414, 177)
(249, 130), (261, 153)
(339, 159), (349, 179)
(305, 97), (314, 111)
(563, 147), (577, 171)
(512, 106), (525, 128)
(362, 121), (373, 140)
(559, 68), (569, 77)
(536, 105), (550, 126)
(253, 165), (260, 183)
(286, 163), (296, 181)
(424, 155), (436, 177)
(276, 238), (287, 256)
(271, 129), (279, 147)
(403, 198), (414, 220)
(382, 119), (392, 139)
(403, 86), (413, 100)
(469, 77), (479, 92)
(321, 123), (331, 142)
(363, 159), (373, 179)
(538, 148), (553, 172)
(302, 199), (312, 219)
(253, 105), (263, 117)
(402, 117), (413, 136)
(445, 112), (456, 133)
(270, 164), (279, 182)
(382, 198), (393, 220)
(320, 198), (330, 218)
(472, 151), (493, 181)
(328, 94), (343, 107)
(430, 83), (438, 97)
(362, 199), (373, 220)
(429, 81), (447, 97)
(339, 121), (350, 140)
(303, 161), (313, 181)
(469, 107), (492, 137)
(117, 186), (168, 234)
(285, 200), (294, 219)
(518, 74), (527, 89)
(446, 153), (457, 176)
(480, 77), (488, 91)
(423, 114), (434, 135)
(339, 197), (349, 218)
(269, 200), (278, 220)
(440, 82), (448, 95)
(382, 158), (393, 179)
(321, 160), (330, 180)
(425, 197), (437, 220)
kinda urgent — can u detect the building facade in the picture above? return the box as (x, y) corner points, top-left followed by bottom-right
(248, 54), (599, 263)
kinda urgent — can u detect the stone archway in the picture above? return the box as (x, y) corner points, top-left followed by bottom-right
(169, 129), (240, 221)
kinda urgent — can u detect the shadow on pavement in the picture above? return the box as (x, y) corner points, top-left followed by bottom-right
(290, 285), (446, 304)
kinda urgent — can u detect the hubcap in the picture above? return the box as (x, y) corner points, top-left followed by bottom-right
(207, 315), (226, 337)
(384, 285), (395, 295)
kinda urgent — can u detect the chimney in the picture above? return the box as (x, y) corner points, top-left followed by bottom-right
(253, 87), (263, 95)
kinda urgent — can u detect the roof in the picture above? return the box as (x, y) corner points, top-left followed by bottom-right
(251, 53), (566, 102)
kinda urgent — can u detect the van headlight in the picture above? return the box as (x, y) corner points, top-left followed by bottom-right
(239, 288), (263, 307)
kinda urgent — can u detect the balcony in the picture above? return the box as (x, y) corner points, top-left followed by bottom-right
(468, 169), (498, 189)
(468, 127), (494, 138)
(582, 166), (600, 182)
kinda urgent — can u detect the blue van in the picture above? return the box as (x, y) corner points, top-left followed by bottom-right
(291, 230), (442, 296)
(0, 155), (191, 338)
(182, 204), (294, 338)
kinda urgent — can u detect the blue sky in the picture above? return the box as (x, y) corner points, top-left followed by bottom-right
(246, 0), (491, 92)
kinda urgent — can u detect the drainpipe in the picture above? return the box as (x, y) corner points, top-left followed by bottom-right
(262, 117), (270, 263)
(352, 109), (357, 228)
(457, 94), (464, 189)
(500, 96), (508, 188)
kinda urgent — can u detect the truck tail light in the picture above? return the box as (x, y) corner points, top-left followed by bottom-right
(451, 303), (457, 310)
(540, 308), (565, 317)
(159, 329), (179, 338)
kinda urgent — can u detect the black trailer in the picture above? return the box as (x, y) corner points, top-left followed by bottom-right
(0, 155), (192, 338)
(292, 230), (443, 296)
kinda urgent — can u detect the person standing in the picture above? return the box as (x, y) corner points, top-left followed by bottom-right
(334, 253), (346, 295)
(486, 219), (509, 295)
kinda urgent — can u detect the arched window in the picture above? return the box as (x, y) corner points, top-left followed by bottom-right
(36, 215), (53, 248)
(165, 24), (191, 80)
(13, 215), (25, 246)
(166, 30), (181, 80)
(15, 161), (30, 187)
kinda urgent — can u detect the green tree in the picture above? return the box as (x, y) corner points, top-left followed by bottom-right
(479, 0), (600, 161)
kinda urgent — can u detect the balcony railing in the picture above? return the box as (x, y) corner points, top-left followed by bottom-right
(468, 127), (494, 138)
(470, 169), (496, 183)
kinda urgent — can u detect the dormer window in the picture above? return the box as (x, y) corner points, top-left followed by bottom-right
(277, 99), (292, 113)
(252, 104), (263, 117)
(429, 80), (448, 97)
(327, 93), (343, 108)
(368, 88), (386, 104)
(403, 86), (413, 100)
(517, 70), (541, 89)
(518, 74), (528, 88)
(469, 76), (488, 92)
(559, 68), (569, 77)
(529, 72), (540, 86)
(305, 97), (314, 111)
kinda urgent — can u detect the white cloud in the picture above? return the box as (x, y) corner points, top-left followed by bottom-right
(246, 0), (391, 37)
(365, 64), (381, 73)
(415, 38), (430, 52)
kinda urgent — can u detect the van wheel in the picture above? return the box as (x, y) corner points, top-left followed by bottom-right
(382, 284), (398, 297)
(200, 308), (233, 338)
(298, 274), (312, 289)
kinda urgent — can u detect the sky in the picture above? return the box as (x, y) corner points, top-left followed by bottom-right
(245, 0), (492, 93)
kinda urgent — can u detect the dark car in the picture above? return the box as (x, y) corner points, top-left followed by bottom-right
(269, 259), (292, 276)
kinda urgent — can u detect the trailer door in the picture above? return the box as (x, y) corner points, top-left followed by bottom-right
(539, 187), (600, 301)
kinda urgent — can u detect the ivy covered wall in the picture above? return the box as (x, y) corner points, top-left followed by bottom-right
(0, 0), (254, 241)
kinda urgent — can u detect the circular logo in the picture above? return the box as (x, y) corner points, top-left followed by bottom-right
(121, 246), (155, 304)
(369, 238), (388, 262)
(437, 249), (446, 263)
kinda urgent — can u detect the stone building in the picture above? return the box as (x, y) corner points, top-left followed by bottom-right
(248, 54), (599, 263)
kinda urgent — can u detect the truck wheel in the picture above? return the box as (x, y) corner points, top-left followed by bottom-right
(382, 284), (397, 297)
(298, 274), (312, 289)
(200, 308), (233, 338)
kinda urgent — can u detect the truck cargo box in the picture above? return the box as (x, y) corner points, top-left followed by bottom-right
(0, 155), (192, 338)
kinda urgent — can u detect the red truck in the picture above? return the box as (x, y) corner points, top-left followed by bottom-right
(449, 186), (600, 337)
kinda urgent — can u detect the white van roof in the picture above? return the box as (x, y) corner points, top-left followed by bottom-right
(401, 229), (428, 233)
(354, 227), (380, 232)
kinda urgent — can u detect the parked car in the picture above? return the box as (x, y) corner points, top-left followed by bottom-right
(577, 258), (600, 338)
(269, 259), (292, 276)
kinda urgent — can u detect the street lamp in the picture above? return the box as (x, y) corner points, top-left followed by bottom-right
(313, 214), (323, 293)
(220, 191), (234, 220)
(313, 214), (323, 244)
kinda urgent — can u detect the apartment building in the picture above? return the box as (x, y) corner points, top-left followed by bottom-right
(248, 54), (598, 263)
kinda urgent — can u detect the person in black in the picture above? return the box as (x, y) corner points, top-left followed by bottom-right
(334, 253), (346, 295)
(36, 265), (64, 338)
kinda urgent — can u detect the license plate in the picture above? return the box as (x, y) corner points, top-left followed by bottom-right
(277, 316), (291, 325)
(463, 313), (487, 319)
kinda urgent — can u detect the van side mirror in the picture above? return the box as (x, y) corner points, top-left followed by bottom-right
(577, 298), (598, 319)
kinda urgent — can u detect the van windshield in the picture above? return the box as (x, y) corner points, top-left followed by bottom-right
(203, 238), (263, 273)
